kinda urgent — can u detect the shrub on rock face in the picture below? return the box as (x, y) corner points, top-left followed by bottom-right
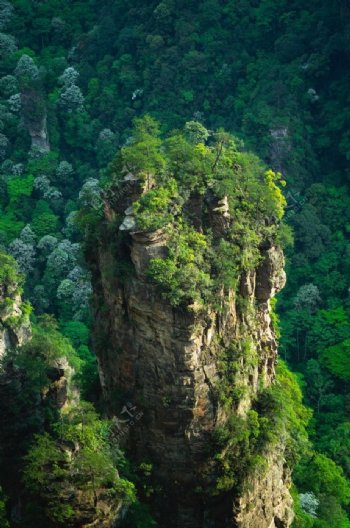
(0, 250), (23, 295)
(23, 402), (136, 526)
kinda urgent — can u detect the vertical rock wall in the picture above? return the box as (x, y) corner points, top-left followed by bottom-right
(89, 176), (293, 528)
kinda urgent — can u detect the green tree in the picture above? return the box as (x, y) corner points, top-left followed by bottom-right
(295, 453), (350, 506)
(121, 115), (166, 183)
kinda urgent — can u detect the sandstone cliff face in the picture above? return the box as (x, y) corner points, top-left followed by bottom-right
(90, 175), (293, 528)
(236, 449), (293, 528)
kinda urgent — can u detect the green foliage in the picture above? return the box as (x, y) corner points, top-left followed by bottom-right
(295, 453), (350, 506)
(31, 201), (59, 237)
(211, 409), (266, 494)
(276, 222), (294, 248)
(133, 178), (179, 231)
(257, 361), (311, 464)
(321, 340), (350, 381)
(212, 239), (239, 291)
(264, 169), (287, 220)
(293, 453), (350, 528)
(148, 223), (211, 307)
(0, 0), (349, 524)
(270, 297), (281, 339)
(211, 360), (311, 495)
(0, 211), (25, 244)
(314, 496), (350, 528)
(23, 402), (136, 525)
(121, 115), (166, 181)
(74, 345), (99, 401)
(216, 339), (257, 410)
(23, 432), (68, 494)
(278, 183), (350, 526)
(0, 250), (25, 322)
(164, 130), (215, 192)
(121, 118), (287, 307)
(0, 250), (22, 289)
(0, 304), (116, 526)
(290, 487), (315, 528)
(0, 324), (61, 483)
(60, 320), (89, 348)
(22, 316), (81, 371)
(7, 174), (34, 202)
(28, 151), (58, 177)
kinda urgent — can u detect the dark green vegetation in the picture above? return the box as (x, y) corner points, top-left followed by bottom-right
(0, 0), (348, 526)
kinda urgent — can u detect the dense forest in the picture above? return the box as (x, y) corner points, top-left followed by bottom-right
(0, 1), (350, 527)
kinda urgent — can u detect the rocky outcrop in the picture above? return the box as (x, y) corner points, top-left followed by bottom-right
(89, 176), (292, 528)
(236, 450), (294, 528)
(21, 90), (50, 152)
(0, 283), (31, 359)
(0, 258), (122, 528)
(27, 112), (50, 152)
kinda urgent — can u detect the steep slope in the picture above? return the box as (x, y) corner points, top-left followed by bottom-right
(88, 120), (302, 528)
